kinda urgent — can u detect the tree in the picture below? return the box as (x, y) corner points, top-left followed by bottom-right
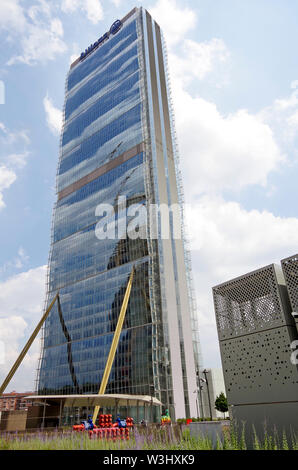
(215, 392), (228, 418)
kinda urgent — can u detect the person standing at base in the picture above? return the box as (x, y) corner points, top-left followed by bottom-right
(87, 415), (94, 430)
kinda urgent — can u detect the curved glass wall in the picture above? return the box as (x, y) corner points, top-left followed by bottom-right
(38, 7), (201, 421)
(38, 14), (155, 399)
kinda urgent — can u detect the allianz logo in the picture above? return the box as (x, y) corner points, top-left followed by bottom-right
(80, 20), (123, 61)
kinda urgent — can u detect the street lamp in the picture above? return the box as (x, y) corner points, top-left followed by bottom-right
(195, 370), (206, 420)
(193, 389), (199, 418)
(202, 369), (213, 421)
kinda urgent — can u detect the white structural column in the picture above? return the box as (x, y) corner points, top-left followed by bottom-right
(142, 8), (201, 419)
(153, 20), (198, 418)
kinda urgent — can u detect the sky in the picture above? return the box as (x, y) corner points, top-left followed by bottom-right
(0, 0), (298, 393)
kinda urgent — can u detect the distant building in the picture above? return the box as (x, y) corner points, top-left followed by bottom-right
(0, 391), (35, 412)
(213, 262), (298, 447)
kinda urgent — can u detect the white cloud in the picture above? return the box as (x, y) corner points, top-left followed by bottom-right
(0, 265), (47, 392)
(0, 123), (7, 133)
(259, 81), (298, 147)
(43, 94), (63, 135)
(149, 0), (197, 46)
(0, 266), (46, 319)
(61, 0), (104, 24)
(85, 0), (104, 23)
(6, 152), (29, 169)
(0, 166), (16, 192)
(173, 82), (294, 366)
(0, 0), (26, 33)
(0, 122), (30, 209)
(14, 247), (29, 269)
(274, 81), (298, 111)
(8, 21), (67, 66)
(173, 83), (285, 200)
(110, 0), (122, 6)
(169, 38), (230, 85)
(149, 0), (230, 90)
(0, 247), (30, 276)
(60, 0), (79, 13)
(0, 167), (16, 209)
(0, 123), (30, 146)
(3, 1), (67, 66)
(287, 110), (298, 130)
(0, 316), (29, 373)
(69, 43), (81, 65)
(188, 196), (298, 367)
(189, 196), (298, 274)
(147, 0), (285, 206)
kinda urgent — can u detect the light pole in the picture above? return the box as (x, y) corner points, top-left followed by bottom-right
(196, 370), (205, 420)
(193, 390), (199, 418)
(198, 381), (205, 420)
(194, 384), (205, 420)
(203, 369), (213, 421)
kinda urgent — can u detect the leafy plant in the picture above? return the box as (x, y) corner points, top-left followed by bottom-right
(215, 392), (228, 418)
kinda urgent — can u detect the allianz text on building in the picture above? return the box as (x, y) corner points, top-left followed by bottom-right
(37, 7), (202, 421)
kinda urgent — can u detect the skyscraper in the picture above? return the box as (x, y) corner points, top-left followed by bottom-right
(37, 7), (201, 420)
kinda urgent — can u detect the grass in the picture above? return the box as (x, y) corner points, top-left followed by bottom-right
(0, 425), (297, 450)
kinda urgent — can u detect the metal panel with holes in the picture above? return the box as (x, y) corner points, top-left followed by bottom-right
(213, 264), (298, 446)
(281, 254), (298, 324)
(213, 264), (293, 341)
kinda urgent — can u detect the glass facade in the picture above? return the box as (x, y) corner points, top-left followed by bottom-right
(37, 7), (201, 421)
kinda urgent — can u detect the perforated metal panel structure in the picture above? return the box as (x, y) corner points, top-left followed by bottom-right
(281, 254), (298, 329)
(213, 264), (298, 447)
